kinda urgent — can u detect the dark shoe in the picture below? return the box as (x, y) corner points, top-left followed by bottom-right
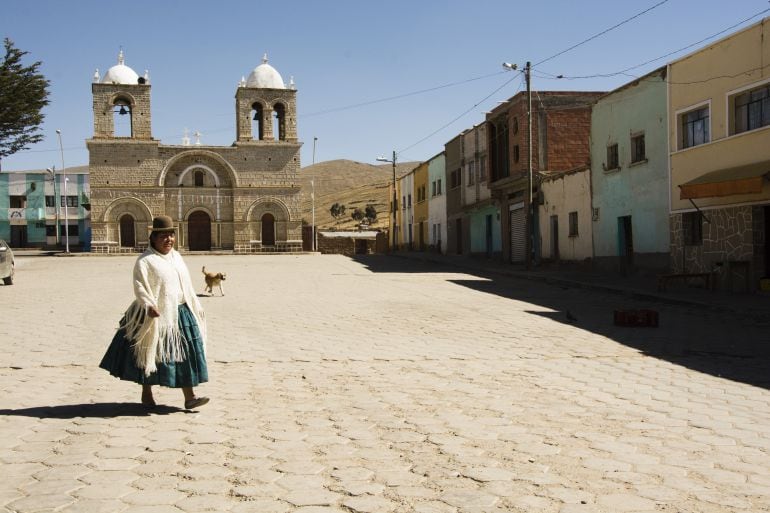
(184, 396), (210, 410)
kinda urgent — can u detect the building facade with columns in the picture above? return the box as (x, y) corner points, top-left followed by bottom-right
(87, 51), (303, 253)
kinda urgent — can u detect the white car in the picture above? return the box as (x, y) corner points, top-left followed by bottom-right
(0, 239), (14, 285)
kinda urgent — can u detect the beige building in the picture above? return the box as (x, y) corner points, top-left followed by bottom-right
(668, 18), (770, 290)
(88, 51), (302, 253)
(413, 161), (429, 250)
(538, 167), (593, 263)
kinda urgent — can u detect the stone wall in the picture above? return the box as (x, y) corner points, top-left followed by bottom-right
(318, 232), (386, 256)
(671, 204), (766, 290)
(88, 62), (303, 254)
(92, 83), (152, 140)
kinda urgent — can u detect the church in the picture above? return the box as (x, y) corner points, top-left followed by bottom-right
(87, 51), (302, 253)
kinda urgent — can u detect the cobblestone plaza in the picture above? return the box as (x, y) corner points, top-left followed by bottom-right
(1, 254), (769, 512)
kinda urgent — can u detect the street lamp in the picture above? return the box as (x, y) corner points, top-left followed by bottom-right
(312, 136), (317, 252)
(56, 129), (69, 253)
(45, 166), (60, 246)
(376, 151), (397, 251)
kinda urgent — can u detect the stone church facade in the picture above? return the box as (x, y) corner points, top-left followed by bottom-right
(87, 51), (302, 253)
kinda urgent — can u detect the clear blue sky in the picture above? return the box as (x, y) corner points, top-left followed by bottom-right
(2, 0), (769, 172)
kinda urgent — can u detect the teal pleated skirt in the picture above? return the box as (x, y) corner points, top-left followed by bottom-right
(100, 303), (208, 388)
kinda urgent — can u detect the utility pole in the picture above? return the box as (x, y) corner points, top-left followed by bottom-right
(46, 166), (60, 246)
(56, 129), (70, 254)
(503, 60), (534, 268)
(376, 151), (397, 252)
(312, 137), (317, 252)
(525, 61), (533, 270)
(390, 151), (396, 252)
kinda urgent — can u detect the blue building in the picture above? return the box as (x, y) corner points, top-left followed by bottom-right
(0, 166), (91, 249)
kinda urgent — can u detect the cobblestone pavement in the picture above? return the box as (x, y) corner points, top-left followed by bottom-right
(1, 254), (769, 513)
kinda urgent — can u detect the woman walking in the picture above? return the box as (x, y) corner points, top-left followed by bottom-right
(100, 215), (210, 410)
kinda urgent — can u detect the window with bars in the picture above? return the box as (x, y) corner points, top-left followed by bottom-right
(61, 195), (78, 208)
(606, 144), (619, 170)
(630, 133), (646, 163)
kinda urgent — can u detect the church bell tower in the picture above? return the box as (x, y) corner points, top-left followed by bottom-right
(91, 50), (152, 140)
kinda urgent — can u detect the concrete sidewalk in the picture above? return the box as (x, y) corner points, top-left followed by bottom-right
(392, 251), (770, 324)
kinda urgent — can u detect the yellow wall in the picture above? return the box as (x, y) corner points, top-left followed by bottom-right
(669, 17), (770, 211)
(413, 162), (429, 248)
(393, 179), (402, 246)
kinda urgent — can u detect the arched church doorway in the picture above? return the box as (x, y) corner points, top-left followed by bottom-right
(188, 211), (211, 251)
(119, 214), (135, 247)
(261, 213), (275, 246)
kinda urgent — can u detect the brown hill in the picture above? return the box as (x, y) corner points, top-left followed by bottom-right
(298, 159), (418, 230)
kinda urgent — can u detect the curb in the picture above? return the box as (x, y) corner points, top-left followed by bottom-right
(391, 252), (770, 322)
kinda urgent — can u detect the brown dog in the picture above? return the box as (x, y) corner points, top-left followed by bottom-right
(202, 266), (226, 296)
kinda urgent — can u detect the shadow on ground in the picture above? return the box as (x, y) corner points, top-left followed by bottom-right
(0, 403), (187, 419)
(353, 254), (770, 390)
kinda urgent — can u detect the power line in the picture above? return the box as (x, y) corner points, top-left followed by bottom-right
(17, 145), (83, 154)
(534, 0), (670, 67)
(555, 62), (770, 87)
(393, 3), (670, 157)
(146, 71), (511, 142)
(396, 73), (525, 157)
(303, 71), (508, 118)
(541, 7), (770, 81)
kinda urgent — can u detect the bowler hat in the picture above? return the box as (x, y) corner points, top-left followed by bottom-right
(150, 215), (176, 233)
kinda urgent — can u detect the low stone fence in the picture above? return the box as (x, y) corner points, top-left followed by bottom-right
(318, 230), (387, 256)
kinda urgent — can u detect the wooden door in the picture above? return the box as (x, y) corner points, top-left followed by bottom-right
(188, 211), (211, 251)
(261, 213), (275, 246)
(119, 214), (135, 247)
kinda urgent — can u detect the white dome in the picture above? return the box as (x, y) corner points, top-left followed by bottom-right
(245, 53), (285, 89)
(101, 50), (140, 85)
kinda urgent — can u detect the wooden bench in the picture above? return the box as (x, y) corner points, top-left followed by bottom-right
(657, 272), (713, 292)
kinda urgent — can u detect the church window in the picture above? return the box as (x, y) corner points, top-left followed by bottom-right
(273, 103), (286, 141)
(113, 98), (132, 137)
(251, 103), (264, 140)
(194, 169), (204, 187)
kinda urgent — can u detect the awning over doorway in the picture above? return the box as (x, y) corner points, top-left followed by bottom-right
(679, 160), (770, 199)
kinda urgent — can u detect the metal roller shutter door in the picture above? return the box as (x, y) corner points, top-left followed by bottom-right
(510, 205), (526, 263)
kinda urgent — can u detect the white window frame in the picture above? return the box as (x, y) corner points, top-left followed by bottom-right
(726, 77), (770, 137)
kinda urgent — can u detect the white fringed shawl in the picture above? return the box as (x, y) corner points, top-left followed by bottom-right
(122, 248), (206, 376)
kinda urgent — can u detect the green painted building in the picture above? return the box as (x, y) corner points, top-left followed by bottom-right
(0, 166), (91, 249)
(590, 68), (670, 274)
